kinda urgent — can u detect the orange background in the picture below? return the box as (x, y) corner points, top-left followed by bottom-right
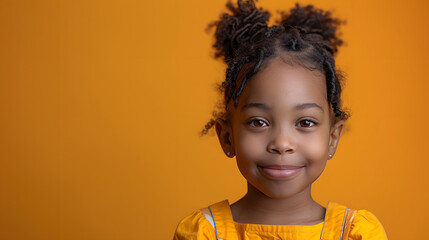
(0, 0), (428, 239)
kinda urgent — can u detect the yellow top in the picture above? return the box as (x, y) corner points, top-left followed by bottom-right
(173, 200), (387, 240)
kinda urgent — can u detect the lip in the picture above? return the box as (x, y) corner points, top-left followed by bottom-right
(258, 165), (304, 179)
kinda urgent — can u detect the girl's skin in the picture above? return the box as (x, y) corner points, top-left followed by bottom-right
(215, 55), (344, 226)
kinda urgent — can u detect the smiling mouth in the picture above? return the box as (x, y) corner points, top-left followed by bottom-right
(257, 165), (304, 179)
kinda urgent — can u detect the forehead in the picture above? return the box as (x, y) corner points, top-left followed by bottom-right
(238, 57), (328, 106)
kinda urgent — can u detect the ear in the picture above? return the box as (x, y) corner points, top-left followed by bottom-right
(328, 120), (344, 159)
(215, 119), (235, 158)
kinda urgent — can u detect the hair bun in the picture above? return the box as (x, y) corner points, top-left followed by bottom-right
(278, 4), (344, 55)
(208, 0), (271, 62)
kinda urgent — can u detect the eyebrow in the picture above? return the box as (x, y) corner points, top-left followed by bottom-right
(241, 102), (271, 111)
(241, 102), (324, 112)
(295, 103), (324, 113)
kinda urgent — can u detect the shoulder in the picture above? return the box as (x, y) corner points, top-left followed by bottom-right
(173, 209), (216, 240)
(346, 209), (388, 240)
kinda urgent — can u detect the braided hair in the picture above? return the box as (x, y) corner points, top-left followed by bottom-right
(202, 0), (349, 135)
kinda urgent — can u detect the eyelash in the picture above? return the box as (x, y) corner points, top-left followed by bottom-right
(247, 119), (269, 128)
(297, 119), (317, 128)
(247, 119), (317, 128)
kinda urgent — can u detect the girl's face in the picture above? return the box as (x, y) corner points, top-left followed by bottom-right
(216, 56), (344, 199)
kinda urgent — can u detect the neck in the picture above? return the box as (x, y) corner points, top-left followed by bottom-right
(230, 182), (325, 225)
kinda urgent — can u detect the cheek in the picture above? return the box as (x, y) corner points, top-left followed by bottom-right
(297, 132), (329, 180)
(233, 130), (267, 178)
(234, 129), (266, 158)
(297, 131), (330, 161)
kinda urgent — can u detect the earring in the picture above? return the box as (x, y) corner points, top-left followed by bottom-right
(329, 154), (333, 158)
(227, 152), (231, 156)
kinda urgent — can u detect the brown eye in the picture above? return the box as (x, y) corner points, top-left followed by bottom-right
(249, 119), (268, 127)
(298, 119), (316, 128)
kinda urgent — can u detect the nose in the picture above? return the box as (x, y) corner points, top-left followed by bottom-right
(267, 129), (296, 154)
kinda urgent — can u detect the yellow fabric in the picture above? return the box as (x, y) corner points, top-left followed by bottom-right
(173, 200), (387, 240)
(320, 202), (349, 240)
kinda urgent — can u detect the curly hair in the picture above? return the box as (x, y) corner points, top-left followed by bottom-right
(202, 0), (349, 135)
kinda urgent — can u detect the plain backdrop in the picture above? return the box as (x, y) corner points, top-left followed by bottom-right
(1, 0), (428, 239)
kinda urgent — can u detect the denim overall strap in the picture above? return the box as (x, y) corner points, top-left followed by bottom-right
(320, 202), (356, 240)
(208, 200), (239, 240)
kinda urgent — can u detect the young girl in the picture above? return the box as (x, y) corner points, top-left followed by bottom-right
(174, 0), (387, 239)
